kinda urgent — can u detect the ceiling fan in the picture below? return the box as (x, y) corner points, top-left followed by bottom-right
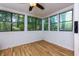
(29, 3), (44, 11)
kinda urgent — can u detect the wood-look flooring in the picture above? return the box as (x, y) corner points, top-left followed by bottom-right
(0, 40), (74, 56)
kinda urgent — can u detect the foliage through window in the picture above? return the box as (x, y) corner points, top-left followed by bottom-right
(59, 10), (73, 31)
(28, 16), (42, 31)
(0, 10), (24, 32)
(50, 15), (58, 31)
(0, 11), (12, 31)
(12, 14), (24, 31)
(43, 18), (48, 31)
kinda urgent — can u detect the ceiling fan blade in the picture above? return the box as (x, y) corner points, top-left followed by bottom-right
(29, 6), (34, 11)
(36, 3), (44, 10)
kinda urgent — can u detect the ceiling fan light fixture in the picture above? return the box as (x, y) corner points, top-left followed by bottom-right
(29, 3), (44, 11)
(30, 3), (36, 7)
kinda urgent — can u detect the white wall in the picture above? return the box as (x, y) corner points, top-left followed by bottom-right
(43, 31), (74, 50)
(0, 31), (43, 50)
(74, 3), (79, 56)
(0, 6), (43, 50)
(43, 5), (74, 51)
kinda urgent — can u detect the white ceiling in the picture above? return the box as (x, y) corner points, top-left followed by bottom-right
(0, 3), (73, 17)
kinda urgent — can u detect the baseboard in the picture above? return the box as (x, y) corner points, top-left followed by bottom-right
(44, 40), (74, 52)
(0, 39), (43, 50)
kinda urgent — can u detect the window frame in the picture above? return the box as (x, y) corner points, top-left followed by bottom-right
(0, 11), (12, 32)
(50, 14), (58, 31)
(27, 16), (42, 31)
(0, 10), (25, 32)
(35, 18), (42, 31)
(27, 16), (36, 31)
(59, 9), (73, 31)
(12, 13), (24, 31)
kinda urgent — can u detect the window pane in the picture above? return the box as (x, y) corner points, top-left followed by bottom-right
(5, 12), (12, 22)
(19, 15), (24, 22)
(0, 22), (11, 31)
(19, 22), (24, 31)
(59, 10), (73, 31)
(0, 11), (11, 21)
(27, 16), (42, 31)
(50, 15), (58, 31)
(50, 23), (58, 31)
(28, 16), (32, 23)
(60, 21), (72, 31)
(0, 12), (11, 22)
(28, 23), (33, 31)
(0, 12), (6, 21)
(0, 11), (12, 31)
(60, 11), (72, 22)
(28, 16), (36, 31)
(44, 18), (48, 30)
(0, 11), (24, 32)
(12, 22), (20, 31)
(12, 14), (24, 31)
(12, 14), (18, 22)
(12, 22), (24, 31)
(0, 22), (5, 31)
(28, 19), (32, 31)
(50, 15), (58, 23)
(36, 19), (42, 30)
(5, 22), (11, 31)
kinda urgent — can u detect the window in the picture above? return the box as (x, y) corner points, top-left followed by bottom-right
(0, 11), (12, 31)
(59, 10), (73, 31)
(35, 18), (42, 30)
(43, 18), (48, 31)
(0, 10), (24, 32)
(28, 16), (35, 31)
(28, 16), (42, 31)
(50, 15), (58, 31)
(12, 14), (24, 31)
